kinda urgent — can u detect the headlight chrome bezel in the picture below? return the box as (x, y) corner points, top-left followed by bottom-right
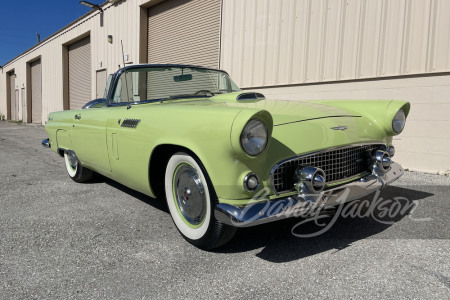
(240, 119), (268, 156)
(392, 109), (406, 134)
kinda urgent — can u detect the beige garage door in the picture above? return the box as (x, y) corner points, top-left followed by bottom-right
(147, 0), (221, 69)
(30, 59), (42, 124)
(68, 36), (91, 109)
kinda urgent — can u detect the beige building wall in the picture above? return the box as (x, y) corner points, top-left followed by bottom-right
(221, 0), (450, 87)
(220, 0), (450, 174)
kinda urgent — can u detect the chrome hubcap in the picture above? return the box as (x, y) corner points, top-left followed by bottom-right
(68, 152), (78, 170)
(174, 164), (206, 226)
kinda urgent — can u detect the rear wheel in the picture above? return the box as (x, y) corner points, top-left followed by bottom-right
(64, 151), (93, 183)
(165, 152), (236, 250)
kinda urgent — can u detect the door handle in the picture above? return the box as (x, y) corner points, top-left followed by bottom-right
(74, 114), (81, 120)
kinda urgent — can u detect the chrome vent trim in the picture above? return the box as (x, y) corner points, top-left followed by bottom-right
(236, 92), (266, 101)
(270, 143), (385, 194)
(121, 119), (141, 128)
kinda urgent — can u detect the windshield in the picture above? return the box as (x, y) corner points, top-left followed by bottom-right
(111, 66), (240, 104)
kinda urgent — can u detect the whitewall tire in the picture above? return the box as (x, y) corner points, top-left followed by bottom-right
(165, 152), (236, 249)
(64, 151), (93, 183)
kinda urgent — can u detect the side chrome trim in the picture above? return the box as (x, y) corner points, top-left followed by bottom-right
(269, 142), (385, 195)
(215, 162), (404, 228)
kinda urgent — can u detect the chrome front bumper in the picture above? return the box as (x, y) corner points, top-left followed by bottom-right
(215, 162), (404, 227)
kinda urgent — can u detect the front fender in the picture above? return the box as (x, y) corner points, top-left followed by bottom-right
(312, 100), (410, 136)
(148, 109), (273, 201)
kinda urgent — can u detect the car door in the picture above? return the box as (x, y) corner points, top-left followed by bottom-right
(104, 69), (156, 195)
(71, 106), (112, 172)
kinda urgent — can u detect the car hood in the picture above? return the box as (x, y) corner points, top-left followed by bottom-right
(208, 94), (389, 155)
(208, 93), (359, 125)
(157, 92), (360, 126)
(226, 99), (359, 125)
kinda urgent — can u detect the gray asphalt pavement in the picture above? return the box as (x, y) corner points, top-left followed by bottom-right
(1, 121), (449, 299)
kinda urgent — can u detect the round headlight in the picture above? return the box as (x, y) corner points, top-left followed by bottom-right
(392, 109), (406, 133)
(240, 119), (268, 156)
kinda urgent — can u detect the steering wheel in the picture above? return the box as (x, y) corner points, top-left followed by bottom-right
(194, 90), (215, 96)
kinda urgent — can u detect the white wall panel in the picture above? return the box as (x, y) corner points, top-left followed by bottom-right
(305, 0), (324, 83)
(322, 0), (341, 82)
(339, 0), (361, 80)
(402, 0), (431, 75)
(431, 0), (450, 72)
(221, 0), (450, 88)
(241, 0), (256, 87)
(359, 0), (383, 78)
(379, 0), (405, 77)
(290, 0), (310, 84)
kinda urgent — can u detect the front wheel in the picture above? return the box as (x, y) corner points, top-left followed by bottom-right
(64, 151), (93, 183)
(165, 152), (236, 250)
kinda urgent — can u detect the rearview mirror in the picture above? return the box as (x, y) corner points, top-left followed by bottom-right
(173, 74), (192, 82)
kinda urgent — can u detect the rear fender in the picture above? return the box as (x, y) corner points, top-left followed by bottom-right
(56, 129), (72, 152)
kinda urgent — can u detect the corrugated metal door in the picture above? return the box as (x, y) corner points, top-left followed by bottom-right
(9, 73), (16, 121)
(68, 36), (91, 109)
(147, 0), (221, 68)
(96, 69), (107, 98)
(31, 59), (42, 123)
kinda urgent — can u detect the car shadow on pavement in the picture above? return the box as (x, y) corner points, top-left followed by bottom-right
(215, 186), (434, 262)
(100, 176), (434, 263)
(100, 175), (169, 213)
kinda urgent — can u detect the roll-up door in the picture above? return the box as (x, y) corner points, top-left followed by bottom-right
(9, 73), (17, 121)
(147, 0), (221, 68)
(31, 59), (42, 123)
(68, 36), (91, 109)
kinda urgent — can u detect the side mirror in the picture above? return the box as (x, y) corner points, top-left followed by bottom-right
(82, 98), (107, 109)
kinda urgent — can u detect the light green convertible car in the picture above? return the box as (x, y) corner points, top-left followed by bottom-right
(43, 64), (410, 249)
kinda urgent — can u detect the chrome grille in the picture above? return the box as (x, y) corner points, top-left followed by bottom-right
(271, 144), (384, 193)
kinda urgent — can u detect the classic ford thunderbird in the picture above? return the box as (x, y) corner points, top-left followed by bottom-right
(43, 64), (409, 249)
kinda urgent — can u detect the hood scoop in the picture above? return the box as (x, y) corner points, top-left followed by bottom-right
(236, 92), (266, 101)
(209, 91), (266, 103)
(236, 92), (266, 102)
